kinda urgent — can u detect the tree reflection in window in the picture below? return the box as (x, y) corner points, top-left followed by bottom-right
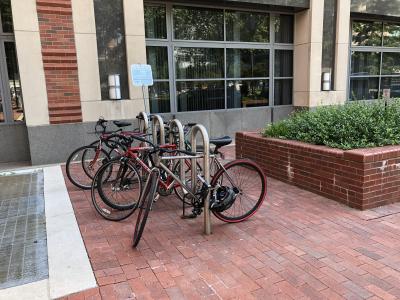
(173, 6), (224, 41)
(352, 21), (382, 46)
(383, 23), (400, 47)
(0, 0), (13, 33)
(145, 5), (167, 39)
(225, 10), (269, 43)
(227, 49), (269, 78)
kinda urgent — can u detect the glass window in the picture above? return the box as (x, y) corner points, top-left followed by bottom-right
(144, 5), (294, 112)
(274, 79), (292, 105)
(94, 0), (129, 100)
(321, 0), (337, 86)
(149, 82), (170, 113)
(351, 52), (380, 76)
(352, 21), (382, 46)
(274, 15), (294, 43)
(227, 80), (269, 108)
(177, 81), (225, 112)
(173, 6), (223, 41)
(275, 50), (293, 77)
(225, 11), (269, 43)
(380, 77), (400, 98)
(146, 46), (168, 80)
(144, 4), (167, 39)
(351, 20), (400, 101)
(227, 49), (269, 78)
(0, 0), (13, 33)
(175, 47), (224, 79)
(147, 46), (170, 113)
(383, 23), (400, 47)
(5, 42), (23, 122)
(382, 53), (400, 75)
(349, 78), (379, 100)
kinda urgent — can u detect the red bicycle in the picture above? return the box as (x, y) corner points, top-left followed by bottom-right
(66, 118), (147, 189)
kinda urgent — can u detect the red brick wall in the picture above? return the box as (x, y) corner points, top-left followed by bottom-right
(36, 0), (82, 124)
(236, 132), (400, 210)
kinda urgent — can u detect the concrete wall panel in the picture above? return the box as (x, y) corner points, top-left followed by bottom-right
(0, 124), (31, 163)
(28, 107), (290, 164)
(11, 0), (49, 126)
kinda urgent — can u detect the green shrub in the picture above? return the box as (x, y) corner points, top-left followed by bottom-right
(263, 100), (400, 150)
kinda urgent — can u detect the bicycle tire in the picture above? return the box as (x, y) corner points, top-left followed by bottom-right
(133, 168), (160, 247)
(66, 145), (110, 190)
(96, 158), (142, 210)
(91, 170), (136, 221)
(210, 159), (266, 223)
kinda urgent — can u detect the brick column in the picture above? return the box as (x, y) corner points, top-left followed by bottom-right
(36, 0), (82, 124)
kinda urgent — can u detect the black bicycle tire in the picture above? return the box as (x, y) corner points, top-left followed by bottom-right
(96, 158), (143, 210)
(210, 159), (266, 223)
(133, 169), (159, 247)
(66, 145), (110, 190)
(91, 170), (136, 221)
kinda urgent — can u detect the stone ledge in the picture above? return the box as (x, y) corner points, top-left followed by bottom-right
(236, 131), (400, 210)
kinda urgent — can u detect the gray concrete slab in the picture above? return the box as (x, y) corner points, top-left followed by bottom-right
(0, 124), (30, 163)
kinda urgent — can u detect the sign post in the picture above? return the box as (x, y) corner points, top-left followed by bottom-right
(131, 64), (154, 113)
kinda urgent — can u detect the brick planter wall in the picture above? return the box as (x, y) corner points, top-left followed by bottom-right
(236, 132), (400, 210)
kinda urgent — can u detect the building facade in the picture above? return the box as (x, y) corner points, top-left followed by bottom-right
(0, 0), (399, 165)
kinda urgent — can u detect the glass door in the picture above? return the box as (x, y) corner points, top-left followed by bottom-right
(0, 0), (24, 124)
(4, 41), (23, 122)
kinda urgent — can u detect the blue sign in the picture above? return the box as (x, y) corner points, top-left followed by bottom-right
(131, 64), (153, 86)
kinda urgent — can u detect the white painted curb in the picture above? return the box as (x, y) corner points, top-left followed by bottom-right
(44, 165), (97, 299)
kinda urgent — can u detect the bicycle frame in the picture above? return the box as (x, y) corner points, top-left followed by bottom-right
(123, 144), (182, 192)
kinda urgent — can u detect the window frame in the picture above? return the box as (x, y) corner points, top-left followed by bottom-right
(349, 18), (400, 101)
(145, 1), (294, 113)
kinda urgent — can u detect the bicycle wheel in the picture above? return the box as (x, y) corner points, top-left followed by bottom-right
(66, 145), (110, 190)
(210, 159), (266, 223)
(97, 158), (142, 210)
(91, 170), (136, 221)
(133, 169), (160, 247)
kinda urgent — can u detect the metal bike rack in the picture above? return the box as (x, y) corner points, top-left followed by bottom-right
(168, 119), (185, 179)
(168, 119), (187, 216)
(190, 124), (211, 235)
(137, 111), (149, 134)
(151, 114), (165, 145)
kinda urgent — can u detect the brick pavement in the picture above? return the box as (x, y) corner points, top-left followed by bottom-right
(60, 146), (400, 299)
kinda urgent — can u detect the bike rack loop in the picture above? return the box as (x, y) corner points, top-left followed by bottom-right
(138, 111), (149, 134)
(151, 114), (165, 145)
(190, 124), (211, 235)
(168, 119), (185, 185)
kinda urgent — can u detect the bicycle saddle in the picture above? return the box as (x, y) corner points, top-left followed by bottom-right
(209, 136), (232, 148)
(114, 120), (132, 128)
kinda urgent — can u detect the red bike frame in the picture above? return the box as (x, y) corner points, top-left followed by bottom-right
(125, 144), (181, 191)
